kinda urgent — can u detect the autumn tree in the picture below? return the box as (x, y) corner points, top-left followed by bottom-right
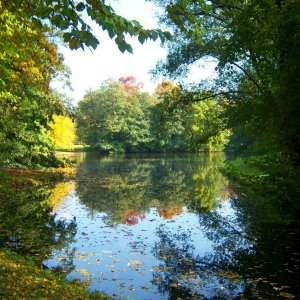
(118, 76), (144, 93)
(0, 7), (67, 167)
(49, 115), (76, 149)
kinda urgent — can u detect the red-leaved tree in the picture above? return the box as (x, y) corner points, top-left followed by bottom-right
(118, 76), (144, 93)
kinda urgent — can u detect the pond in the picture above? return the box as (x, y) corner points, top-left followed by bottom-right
(1, 153), (299, 299)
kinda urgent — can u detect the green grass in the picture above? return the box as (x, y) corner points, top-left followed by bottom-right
(0, 249), (109, 300)
(55, 144), (93, 152)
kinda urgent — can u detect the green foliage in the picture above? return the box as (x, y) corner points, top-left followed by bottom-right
(0, 0), (171, 168)
(0, 7), (68, 168)
(76, 80), (155, 152)
(152, 0), (300, 183)
(1, 0), (172, 52)
(191, 100), (231, 152)
(153, 82), (231, 152)
(76, 79), (230, 153)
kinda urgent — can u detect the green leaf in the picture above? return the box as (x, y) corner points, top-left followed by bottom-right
(138, 34), (146, 45)
(88, 37), (99, 50)
(59, 19), (69, 30)
(151, 31), (158, 41)
(63, 32), (72, 42)
(126, 44), (133, 54)
(76, 2), (85, 12)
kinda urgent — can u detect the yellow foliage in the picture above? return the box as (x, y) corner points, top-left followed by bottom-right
(49, 114), (76, 149)
(155, 80), (181, 96)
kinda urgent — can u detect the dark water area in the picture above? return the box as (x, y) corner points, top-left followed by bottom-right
(0, 153), (299, 299)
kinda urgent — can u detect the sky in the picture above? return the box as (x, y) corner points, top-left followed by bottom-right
(52, 0), (216, 104)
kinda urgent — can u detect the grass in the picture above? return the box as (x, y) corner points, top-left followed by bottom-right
(0, 249), (109, 300)
(55, 144), (93, 152)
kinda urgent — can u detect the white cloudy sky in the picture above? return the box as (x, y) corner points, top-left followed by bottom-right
(52, 0), (216, 104)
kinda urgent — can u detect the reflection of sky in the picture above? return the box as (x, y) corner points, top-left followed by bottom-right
(47, 194), (217, 299)
(44, 153), (251, 299)
(216, 199), (254, 253)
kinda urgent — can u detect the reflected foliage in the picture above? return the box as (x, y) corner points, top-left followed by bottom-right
(152, 225), (244, 299)
(151, 190), (300, 299)
(75, 153), (230, 225)
(0, 185), (77, 265)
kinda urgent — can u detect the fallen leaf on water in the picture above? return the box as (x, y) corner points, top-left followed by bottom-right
(127, 260), (143, 266)
(77, 268), (91, 277)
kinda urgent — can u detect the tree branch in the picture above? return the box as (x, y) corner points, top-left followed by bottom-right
(182, 90), (246, 103)
(229, 61), (265, 95)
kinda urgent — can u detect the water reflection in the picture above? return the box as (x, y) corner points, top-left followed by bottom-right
(75, 153), (231, 226)
(2, 153), (298, 299)
(0, 185), (77, 265)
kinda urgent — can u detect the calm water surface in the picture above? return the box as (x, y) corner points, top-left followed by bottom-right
(1, 153), (299, 299)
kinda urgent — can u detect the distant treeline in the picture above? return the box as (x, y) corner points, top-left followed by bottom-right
(76, 79), (230, 153)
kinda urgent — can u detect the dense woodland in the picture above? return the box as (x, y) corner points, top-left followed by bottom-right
(0, 0), (299, 200)
(76, 78), (230, 153)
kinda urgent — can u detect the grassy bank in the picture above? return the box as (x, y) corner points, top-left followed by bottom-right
(223, 156), (300, 211)
(0, 249), (109, 300)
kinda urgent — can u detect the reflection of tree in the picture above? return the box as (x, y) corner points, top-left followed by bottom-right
(123, 211), (146, 225)
(189, 153), (230, 211)
(151, 225), (244, 299)
(152, 191), (300, 299)
(76, 158), (152, 225)
(49, 181), (76, 212)
(75, 153), (231, 225)
(157, 207), (183, 220)
(0, 186), (77, 266)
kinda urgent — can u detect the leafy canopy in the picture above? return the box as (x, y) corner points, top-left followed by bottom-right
(1, 0), (172, 52)
(152, 0), (300, 170)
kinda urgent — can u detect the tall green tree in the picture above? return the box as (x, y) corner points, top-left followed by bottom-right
(0, 8), (67, 167)
(151, 0), (300, 168)
(76, 80), (155, 152)
(153, 81), (230, 152)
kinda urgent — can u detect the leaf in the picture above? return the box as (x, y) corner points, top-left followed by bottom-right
(138, 33), (147, 45)
(76, 2), (85, 12)
(127, 260), (143, 266)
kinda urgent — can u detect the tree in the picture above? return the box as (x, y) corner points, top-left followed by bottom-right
(76, 80), (154, 152)
(0, 0), (172, 168)
(0, 8), (67, 167)
(1, 0), (171, 52)
(152, 0), (300, 170)
(153, 81), (230, 152)
(191, 99), (231, 152)
(118, 76), (144, 93)
(49, 115), (76, 149)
